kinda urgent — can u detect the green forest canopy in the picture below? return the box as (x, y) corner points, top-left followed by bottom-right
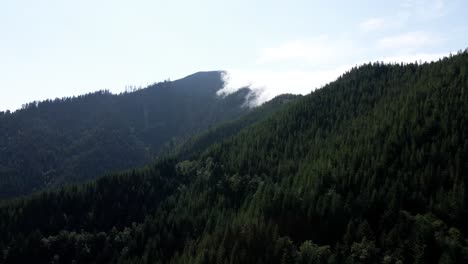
(0, 51), (467, 263)
(0, 71), (254, 199)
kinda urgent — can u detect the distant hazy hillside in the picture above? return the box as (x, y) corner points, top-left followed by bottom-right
(0, 71), (254, 199)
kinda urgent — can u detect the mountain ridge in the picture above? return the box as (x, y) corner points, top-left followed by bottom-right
(0, 71), (256, 199)
(1, 52), (467, 263)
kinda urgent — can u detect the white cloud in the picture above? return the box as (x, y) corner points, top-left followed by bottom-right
(360, 18), (387, 31)
(360, 0), (448, 35)
(256, 36), (356, 65)
(219, 67), (349, 106)
(401, 0), (447, 20)
(221, 0), (453, 107)
(377, 31), (442, 51)
(219, 51), (450, 106)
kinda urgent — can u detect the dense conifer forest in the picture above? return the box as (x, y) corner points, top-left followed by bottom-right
(0, 71), (256, 199)
(1, 51), (468, 263)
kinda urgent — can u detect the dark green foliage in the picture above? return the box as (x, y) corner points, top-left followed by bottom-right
(175, 93), (300, 159)
(0, 71), (253, 199)
(1, 51), (468, 263)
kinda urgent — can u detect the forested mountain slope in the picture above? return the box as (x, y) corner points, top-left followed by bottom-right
(175, 93), (300, 159)
(0, 71), (254, 199)
(1, 51), (468, 264)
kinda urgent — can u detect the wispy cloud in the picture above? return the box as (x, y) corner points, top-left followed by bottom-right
(220, 51), (450, 106)
(219, 67), (349, 106)
(377, 31), (443, 51)
(360, 0), (448, 35)
(227, 0), (454, 107)
(256, 36), (357, 65)
(400, 0), (447, 20)
(360, 18), (388, 32)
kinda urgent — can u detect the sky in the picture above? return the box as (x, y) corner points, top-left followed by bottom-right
(1, 0), (467, 111)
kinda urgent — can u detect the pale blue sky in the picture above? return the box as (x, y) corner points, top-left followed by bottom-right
(1, 0), (467, 110)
